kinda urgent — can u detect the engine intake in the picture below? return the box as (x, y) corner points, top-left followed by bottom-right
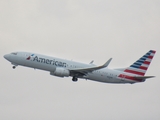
(50, 67), (70, 77)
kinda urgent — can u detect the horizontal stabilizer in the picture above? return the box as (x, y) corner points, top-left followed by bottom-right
(134, 76), (155, 80)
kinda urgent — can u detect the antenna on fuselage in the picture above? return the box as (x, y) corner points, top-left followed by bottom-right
(89, 60), (94, 64)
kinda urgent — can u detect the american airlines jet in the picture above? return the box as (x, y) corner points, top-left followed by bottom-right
(4, 50), (156, 84)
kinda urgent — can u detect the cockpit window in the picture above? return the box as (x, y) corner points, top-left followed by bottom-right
(11, 52), (18, 55)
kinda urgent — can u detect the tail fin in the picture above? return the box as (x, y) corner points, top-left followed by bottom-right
(124, 50), (156, 76)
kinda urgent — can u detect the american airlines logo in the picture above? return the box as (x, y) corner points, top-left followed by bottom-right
(26, 54), (34, 60)
(27, 55), (67, 67)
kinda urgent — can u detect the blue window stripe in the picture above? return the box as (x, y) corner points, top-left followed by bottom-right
(143, 55), (149, 58)
(130, 65), (139, 68)
(148, 52), (152, 54)
(134, 62), (142, 66)
(140, 57), (146, 61)
(136, 62), (144, 64)
(146, 53), (150, 55)
(136, 60), (144, 63)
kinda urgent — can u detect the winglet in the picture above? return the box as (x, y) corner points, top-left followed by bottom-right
(103, 58), (112, 68)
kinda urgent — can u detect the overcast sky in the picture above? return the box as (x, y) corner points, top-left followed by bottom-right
(0, 0), (160, 120)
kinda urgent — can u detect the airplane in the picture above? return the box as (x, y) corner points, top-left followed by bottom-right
(4, 50), (156, 84)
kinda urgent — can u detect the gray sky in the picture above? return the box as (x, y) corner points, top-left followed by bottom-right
(0, 0), (160, 119)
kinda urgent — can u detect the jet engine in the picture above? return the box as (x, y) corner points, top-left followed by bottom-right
(50, 67), (70, 77)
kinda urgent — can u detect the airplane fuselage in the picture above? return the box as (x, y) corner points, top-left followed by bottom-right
(4, 51), (155, 84)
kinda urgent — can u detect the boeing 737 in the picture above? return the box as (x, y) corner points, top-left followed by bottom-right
(4, 50), (156, 84)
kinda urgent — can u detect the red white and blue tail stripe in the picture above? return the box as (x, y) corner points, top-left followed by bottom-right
(124, 50), (156, 76)
(118, 50), (156, 83)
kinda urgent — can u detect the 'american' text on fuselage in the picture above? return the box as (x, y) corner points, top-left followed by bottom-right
(33, 56), (67, 67)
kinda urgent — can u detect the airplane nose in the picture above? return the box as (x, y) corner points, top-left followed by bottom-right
(4, 54), (10, 60)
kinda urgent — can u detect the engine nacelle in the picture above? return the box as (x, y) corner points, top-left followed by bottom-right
(50, 67), (70, 77)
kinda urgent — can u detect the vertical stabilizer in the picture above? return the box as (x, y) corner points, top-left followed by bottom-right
(124, 50), (156, 76)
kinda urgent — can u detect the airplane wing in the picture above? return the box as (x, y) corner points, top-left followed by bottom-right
(69, 58), (112, 75)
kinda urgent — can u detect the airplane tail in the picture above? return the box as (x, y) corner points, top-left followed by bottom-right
(123, 50), (156, 76)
